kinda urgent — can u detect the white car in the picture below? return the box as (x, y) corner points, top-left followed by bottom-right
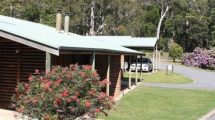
(130, 58), (153, 72)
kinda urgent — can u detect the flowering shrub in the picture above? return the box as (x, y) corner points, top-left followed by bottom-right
(182, 48), (215, 70)
(11, 65), (113, 120)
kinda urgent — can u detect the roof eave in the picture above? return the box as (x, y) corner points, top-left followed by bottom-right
(0, 30), (59, 56)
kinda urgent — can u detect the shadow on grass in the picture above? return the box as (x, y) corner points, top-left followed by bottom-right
(121, 77), (141, 91)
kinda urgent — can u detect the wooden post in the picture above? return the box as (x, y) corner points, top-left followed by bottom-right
(129, 55), (132, 88)
(155, 44), (158, 71)
(140, 55), (143, 81)
(90, 50), (96, 70)
(106, 55), (110, 96)
(135, 55), (138, 85)
(46, 52), (51, 72)
(16, 46), (20, 83)
(158, 50), (161, 70)
(152, 50), (155, 73)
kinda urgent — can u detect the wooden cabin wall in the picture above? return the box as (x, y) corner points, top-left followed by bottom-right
(51, 54), (91, 67)
(0, 37), (45, 109)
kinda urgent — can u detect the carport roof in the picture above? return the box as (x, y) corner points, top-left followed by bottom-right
(0, 15), (142, 56)
(90, 36), (158, 49)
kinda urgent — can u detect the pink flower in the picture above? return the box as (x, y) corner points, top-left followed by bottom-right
(95, 108), (100, 113)
(28, 75), (33, 81)
(88, 90), (96, 96)
(32, 97), (38, 105)
(66, 98), (72, 103)
(83, 65), (92, 70)
(42, 81), (53, 90)
(72, 96), (78, 101)
(56, 79), (63, 83)
(54, 98), (62, 106)
(92, 71), (99, 77)
(61, 90), (69, 97)
(99, 92), (107, 99)
(85, 100), (91, 108)
(24, 84), (30, 92)
(70, 107), (75, 112)
(99, 79), (111, 87)
(75, 91), (80, 96)
(34, 69), (40, 74)
(70, 64), (78, 71)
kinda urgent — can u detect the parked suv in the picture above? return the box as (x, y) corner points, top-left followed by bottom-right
(130, 58), (153, 72)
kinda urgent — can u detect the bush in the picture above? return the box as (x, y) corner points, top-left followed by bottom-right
(169, 42), (183, 62)
(11, 65), (114, 120)
(182, 48), (215, 70)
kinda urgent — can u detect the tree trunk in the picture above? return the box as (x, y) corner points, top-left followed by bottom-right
(156, 6), (170, 39)
(89, 1), (95, 36)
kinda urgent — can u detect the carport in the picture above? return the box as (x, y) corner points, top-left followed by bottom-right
(89, 36), (158, 88)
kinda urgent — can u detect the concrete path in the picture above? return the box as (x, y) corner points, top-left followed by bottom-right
(208, 114), (215, 120)
(0, 109), (19, 120)
(143, 61), (215, 90)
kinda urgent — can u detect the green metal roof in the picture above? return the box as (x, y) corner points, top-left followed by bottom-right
(0, 15), (142, 56)
(90, 36), (158, 48)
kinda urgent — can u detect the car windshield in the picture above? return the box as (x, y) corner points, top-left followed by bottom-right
(142, 58), (151, 63)
(142, 59), (148, 63)
(132, 58), (152, 64)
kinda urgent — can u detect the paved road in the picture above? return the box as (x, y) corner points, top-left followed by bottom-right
(143, 61), (215, 90)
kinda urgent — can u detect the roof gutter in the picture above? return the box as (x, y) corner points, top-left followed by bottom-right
(59, 46), (143, 55)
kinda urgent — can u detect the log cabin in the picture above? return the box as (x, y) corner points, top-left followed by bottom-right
(0, 14), (142, 109)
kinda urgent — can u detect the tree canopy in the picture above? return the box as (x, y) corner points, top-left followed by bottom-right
(0, 0), (215, 52)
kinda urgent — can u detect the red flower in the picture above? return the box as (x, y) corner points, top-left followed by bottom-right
(88, 90), (96, 96)
(79, 72), (87, 78)
(109, 96), (114, 101)
(56, 79), (63, 83)
(95, 108), (100, 113)
(42, 81), (53, 90)
(75, 91), (80, 96)
(70, 107), (75, 113)
(85, 100), (91, 108)
(66, 98), (72, 103)
(76, 99), (80, 104)
(24, 83), (30, 92)
(51, 69), (56, 74)
(70, 64), (78, 71)
(99, 79), (111, 87)
(28, 75), (33, 81)
(83, 65), (92, 70)
(32, 97), (38, 105)
(92, 71), (99, 77)
(48, 88), (53, 93)
(99, 92), (107, 99)
(61, 90), (69, 97)
(17, 108), (24, 113)
(34, 69), (40, 74)
(72, 96), (78, 101)
(67, 73), (72, 79)
(55, 98), (62, 105)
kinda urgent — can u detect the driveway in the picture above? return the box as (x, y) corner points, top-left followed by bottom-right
(143, 60), (215, 90)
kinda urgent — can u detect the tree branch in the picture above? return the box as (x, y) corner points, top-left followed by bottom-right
(156, 6), (170, 40)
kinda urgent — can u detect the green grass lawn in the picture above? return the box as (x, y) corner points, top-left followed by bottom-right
(124, 71), (193, 84)
(99, 87), (215, 120)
